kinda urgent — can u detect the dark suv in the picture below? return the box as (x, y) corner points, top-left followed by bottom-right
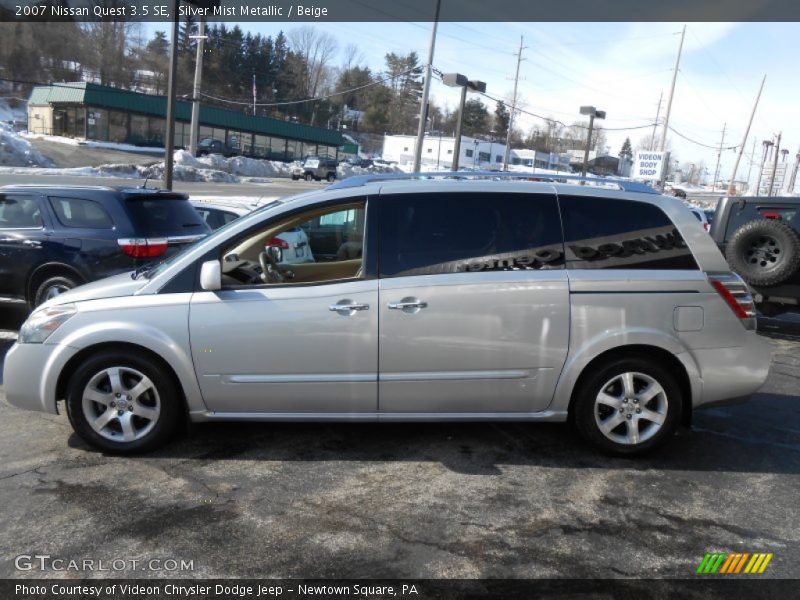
(710, 196), (800, 315)
(0, 185), (210, 308)
(196, 138), (238, 158)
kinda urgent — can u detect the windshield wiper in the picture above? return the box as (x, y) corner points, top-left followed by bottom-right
(131, 260), (163, 280)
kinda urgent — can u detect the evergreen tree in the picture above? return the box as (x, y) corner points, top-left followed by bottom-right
(619, 137), (633, 159)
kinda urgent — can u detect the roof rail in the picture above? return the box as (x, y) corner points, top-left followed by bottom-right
(328, 171), (661, 194)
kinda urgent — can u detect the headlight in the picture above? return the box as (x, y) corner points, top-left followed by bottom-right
(18, 304), (77, 344)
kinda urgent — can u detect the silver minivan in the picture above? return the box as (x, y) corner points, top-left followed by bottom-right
(3, 177), (772, 455)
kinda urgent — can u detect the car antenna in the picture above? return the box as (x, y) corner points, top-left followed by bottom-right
(141, 175), (150, 189)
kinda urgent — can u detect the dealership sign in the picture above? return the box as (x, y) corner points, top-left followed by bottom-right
(633, 151), (666, 181)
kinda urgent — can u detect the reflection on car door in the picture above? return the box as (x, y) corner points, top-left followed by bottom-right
(377, 191), (570, 414)
(0, 193), (50, 301)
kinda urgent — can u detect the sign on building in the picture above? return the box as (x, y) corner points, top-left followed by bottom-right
(633, 151), (666, 181)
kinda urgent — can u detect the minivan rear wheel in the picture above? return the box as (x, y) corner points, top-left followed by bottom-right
(66, 351), (181, 454)
(573, 358), (682, 455)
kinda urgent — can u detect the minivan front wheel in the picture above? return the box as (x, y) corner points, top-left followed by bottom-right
(573, 358), (681, 455)
(66, 351), (181, 453)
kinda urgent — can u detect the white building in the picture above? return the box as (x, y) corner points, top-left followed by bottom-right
(382, 134), (508, 170)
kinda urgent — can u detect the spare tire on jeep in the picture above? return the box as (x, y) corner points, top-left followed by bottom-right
(725, 219), (800, 286)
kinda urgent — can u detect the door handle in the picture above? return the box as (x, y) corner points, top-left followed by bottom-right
(329, 300), (370, 315)
(388, 298), (428, 312)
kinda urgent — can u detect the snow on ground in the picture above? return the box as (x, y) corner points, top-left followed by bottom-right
(21, 132), (165, 155)
(0, 122), (53, 167)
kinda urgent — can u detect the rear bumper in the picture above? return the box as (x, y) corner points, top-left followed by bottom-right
(692, 334), (772, 409)
(3, 342), (79, 414)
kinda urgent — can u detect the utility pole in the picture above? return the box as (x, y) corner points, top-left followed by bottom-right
(745, 137), (757, 194)
(659, 25), (685, 153)
(412, 0), (441, 173)
(252, 73), (257, 116)
(503, 36), (526, 171)
(188, 17), (205, 157)
(788, 149), (800, 194)
(727, 74), (765, 196)
(756, 139), (773, 197)
(712, 123), (726, 192)
(650, 91), (663, 151)
(162, 0), (180, 190)
(768, 132), (782, 197)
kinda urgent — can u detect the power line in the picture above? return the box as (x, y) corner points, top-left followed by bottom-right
(668, 125), (738, 150)
(198, 67), (418, 107)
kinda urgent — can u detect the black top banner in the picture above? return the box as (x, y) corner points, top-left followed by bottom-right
(1, 0), (800, 22)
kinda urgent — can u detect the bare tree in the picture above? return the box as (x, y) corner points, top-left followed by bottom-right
(288, 26), (338, 124)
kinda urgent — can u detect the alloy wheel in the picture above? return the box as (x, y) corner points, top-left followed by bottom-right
(81, 366), (161, 442)
(593, 371), (668, 445)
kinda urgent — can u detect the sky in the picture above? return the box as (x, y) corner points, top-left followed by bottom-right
(145, 20), (800, 184)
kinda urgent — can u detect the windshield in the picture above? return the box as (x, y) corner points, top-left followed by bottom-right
(144, 199), (283, 279)
(125, 196), (208, 236)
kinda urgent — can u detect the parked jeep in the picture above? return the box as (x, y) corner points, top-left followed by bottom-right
(710, 196), (800, 315)
(291, 156), (337, 182)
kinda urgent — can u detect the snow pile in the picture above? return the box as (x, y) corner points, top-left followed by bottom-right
(0, 122), (53, 167)
(174, 150), (293, 178)
(0, 100), (26, 124)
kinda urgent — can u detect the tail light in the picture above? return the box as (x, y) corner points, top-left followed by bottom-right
(265, 237), (289, 250)
(708, 272), (756, 330)
(117, 238), (169, 258)
(704, 222), (710, 232)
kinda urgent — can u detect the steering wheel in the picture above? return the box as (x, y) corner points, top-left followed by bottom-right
(259, 250), (285, 284)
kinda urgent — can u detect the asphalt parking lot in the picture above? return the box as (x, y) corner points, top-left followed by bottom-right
(0, 304), (798, 579)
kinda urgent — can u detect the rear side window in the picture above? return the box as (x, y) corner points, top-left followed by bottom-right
(379, 192), (564, 277)
(49, 196), (114, 229)
(0, 195), (43, 228)
(125, 196), (209, 237)
(559, 195), (698, 270)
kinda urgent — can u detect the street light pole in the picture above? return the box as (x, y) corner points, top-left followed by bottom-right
(162, 0), (180, 190)
(503, 36), (526, 171)
(579, 106), (605, 178)
(188, 17), (206, 157)
(443, 73), (486, 172)
(452, 85), (467, 171)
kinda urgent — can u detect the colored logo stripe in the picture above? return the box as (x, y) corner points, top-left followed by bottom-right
(697, 552), (773, 574)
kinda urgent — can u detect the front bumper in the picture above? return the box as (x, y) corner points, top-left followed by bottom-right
(3, 342), (79, 414)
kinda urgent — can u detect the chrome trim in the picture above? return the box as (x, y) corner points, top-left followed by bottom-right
(388, 300), (428, 310)
(190, 410), (568, 422)
(329, 302), (369, 313)
(380, 369), (532, 381)
(166, 234), (207, 244)
(223, 373), (376, 384)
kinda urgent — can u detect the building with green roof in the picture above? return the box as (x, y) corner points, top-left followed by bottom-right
(27, 82), (347, 161)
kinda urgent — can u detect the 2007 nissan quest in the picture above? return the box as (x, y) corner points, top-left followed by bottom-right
(3, 176), (772, 455)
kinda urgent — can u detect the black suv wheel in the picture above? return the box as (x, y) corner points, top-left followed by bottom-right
(31, 274), (81, 308)
(726, 219), (800, 286)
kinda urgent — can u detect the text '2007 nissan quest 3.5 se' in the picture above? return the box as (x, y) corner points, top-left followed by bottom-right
(4, 175), (771, 455)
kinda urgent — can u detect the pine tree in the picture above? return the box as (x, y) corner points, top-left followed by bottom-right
(620, 137), (633, 159)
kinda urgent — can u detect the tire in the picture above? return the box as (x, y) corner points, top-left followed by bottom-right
(572, 357), (682, 456)
(725, 219), (800, 286)
(326, 173), (336, 182)
(304, 173), (313, 182)
(32, 274), (80, 308)
(65, 350), (182, 454)
(291, 175), (299, 181)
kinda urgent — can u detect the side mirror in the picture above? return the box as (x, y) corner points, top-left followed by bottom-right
(199, 260), (221, 291)
(267, 244), (283, 264)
